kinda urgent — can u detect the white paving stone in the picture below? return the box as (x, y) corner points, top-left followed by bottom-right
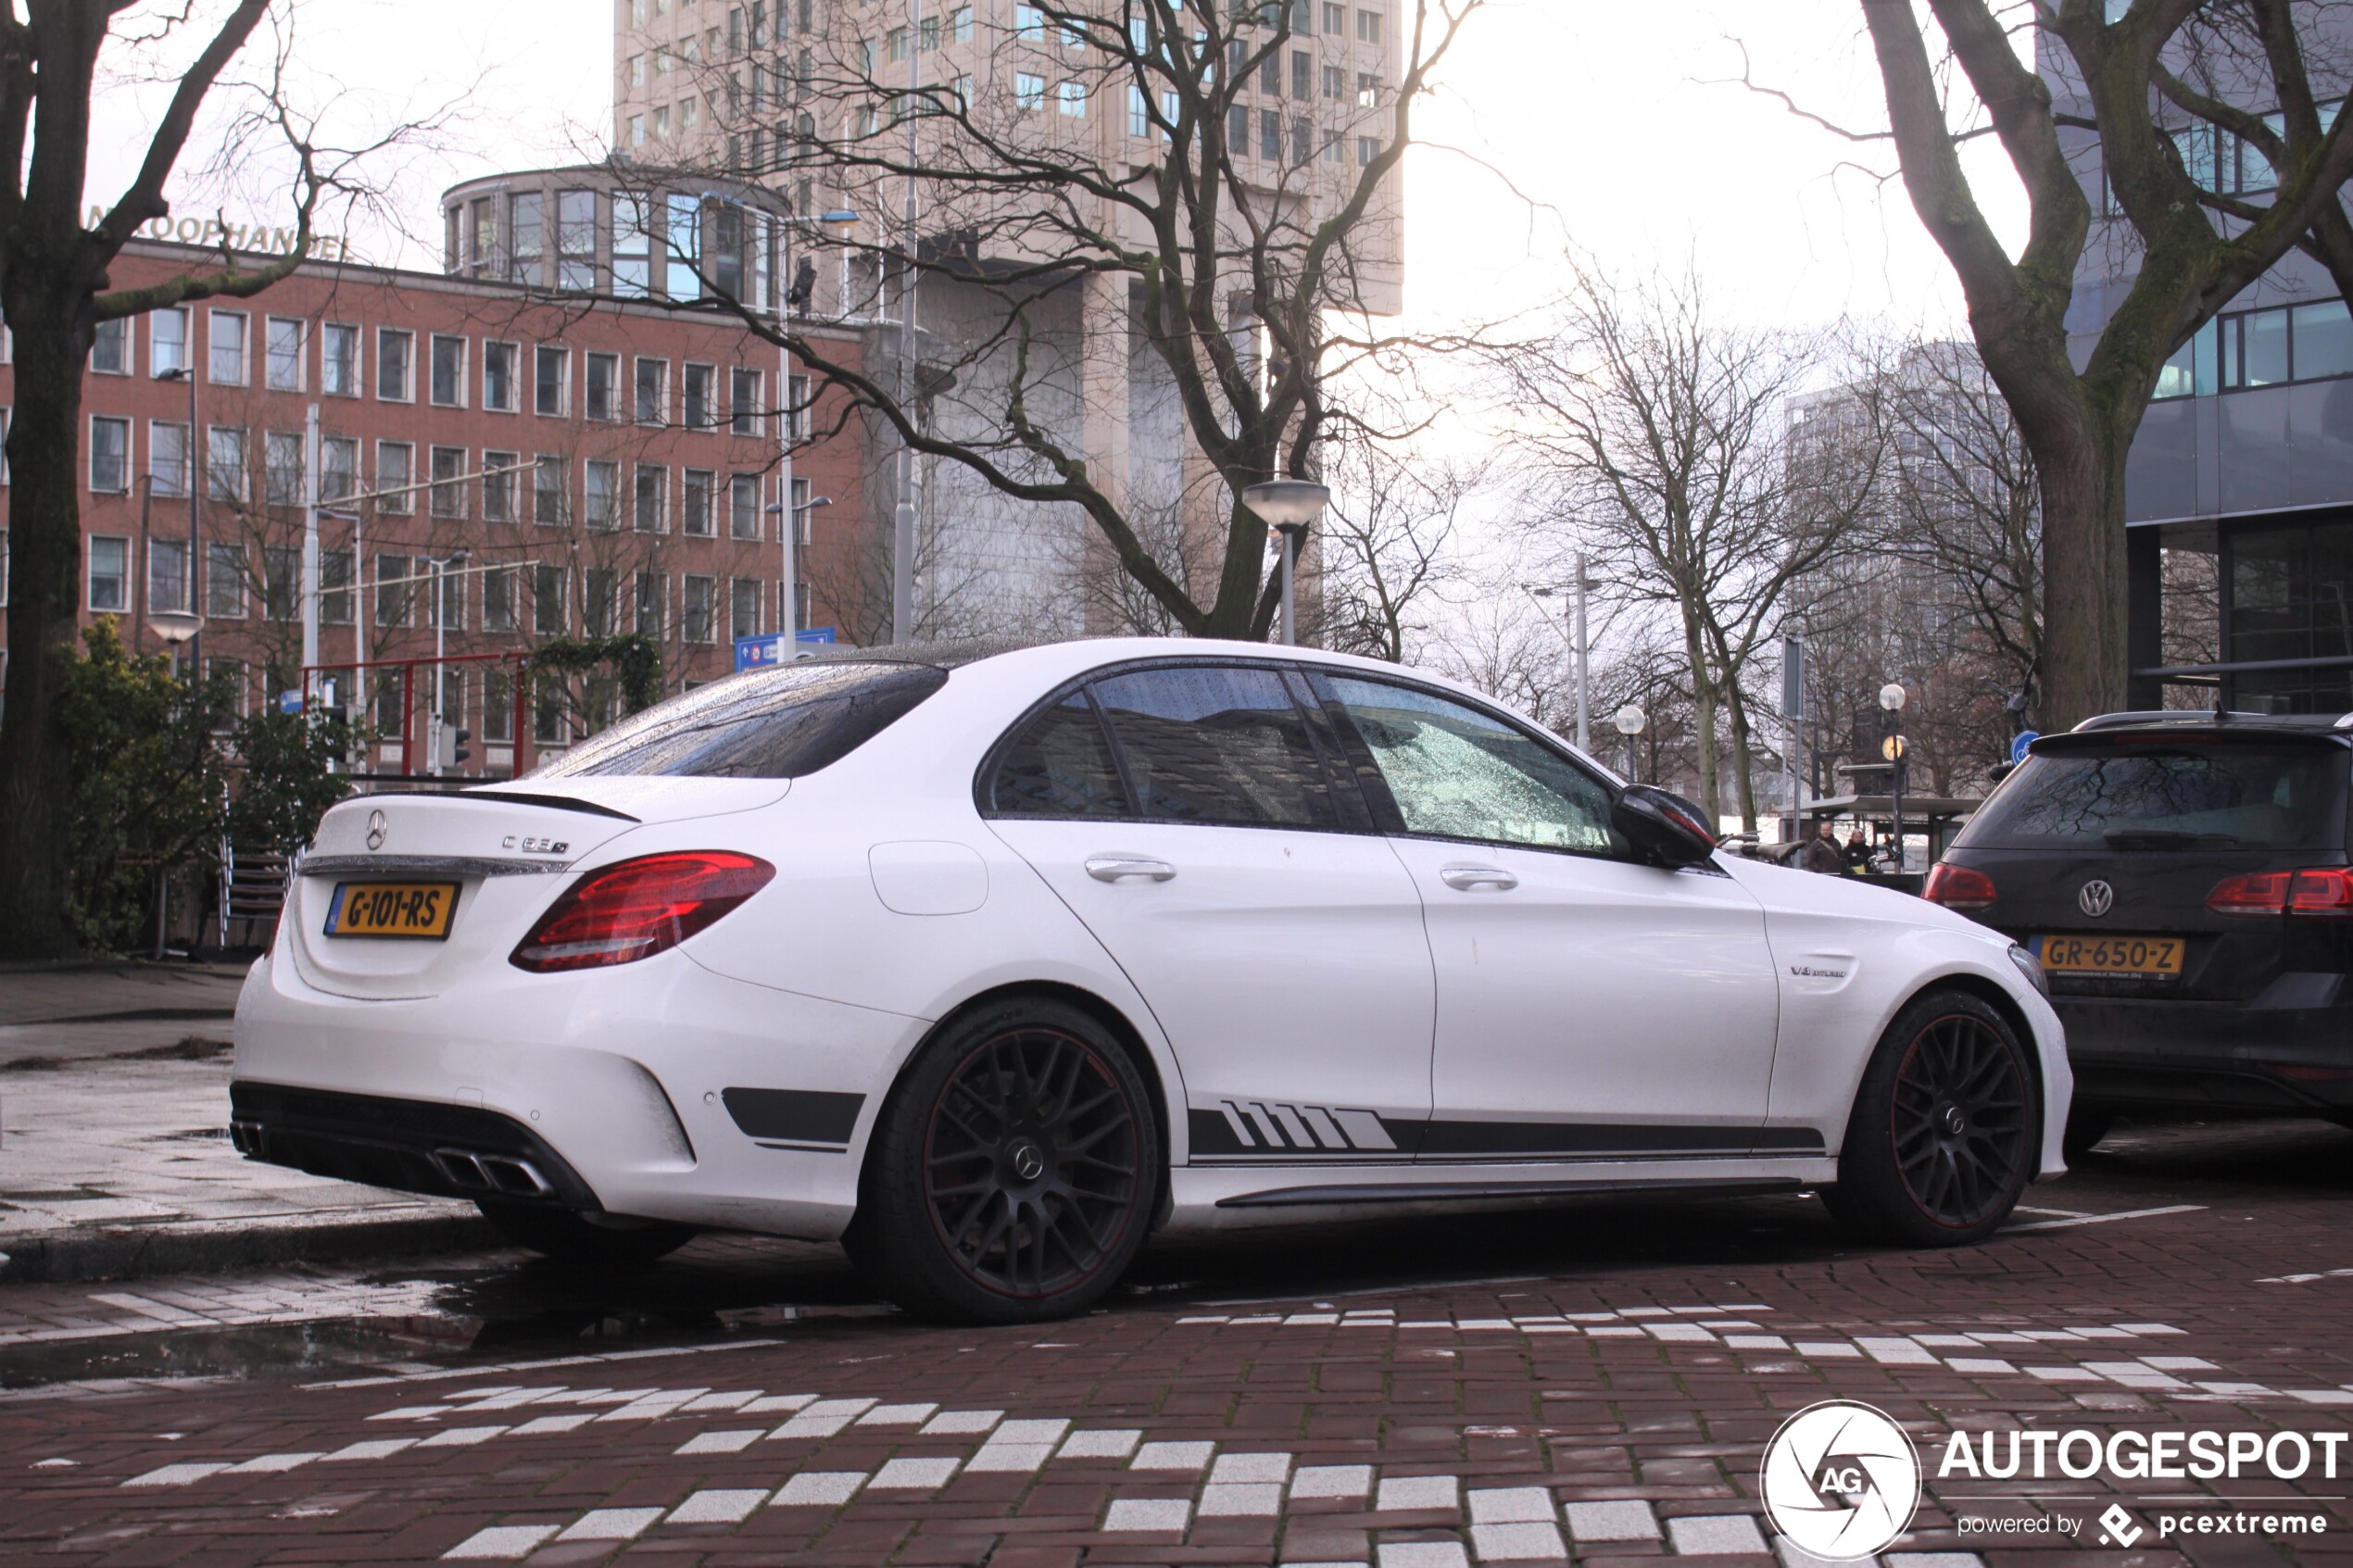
(918, 1408), (1005, 1435)
(674, 1428), (762, 1455)
(667, 1487), (769, 1524)
(1208, 1450), (1293, 1484)
(1103, 1497), (1191, 1532)
(223, 1453), (321, 1474)
(1378, 1544), (1470, 1568)
(419, 1425), (508, 1448)
(856, 1402), (938, 1426)
(1667, 1514), (1769, 1555)
(1565, 1499), (1660, 1540)
(1472, 1522), (1569, 1562)
(557, 1509), (663, 1541)
(1856, 1336), (1937, 1365)
(510, 1412), (593, 1436)
(769, 1398), (876, 1438)
(1131, 1439), (1215, 1471)
(741, 1392), (818, 1414)
(868, 1456), (960, 1491)
(680, 1390), (761, 1412)
(321, 1438), (414, 1461)
(441, 1525), (559, 1559)
(124, 1461), (228, 1487)
(770, 1472), (866, 1508)
(1376, 1474), (1461, 1512)
(1055, 1428), (1140, 1459)
(1944, 1358), (2018, 1375)
(1291, 1463), (1375, 1498)
(1469, 1487), (1557, 1524)
(1199, 1482), (1284, 1516)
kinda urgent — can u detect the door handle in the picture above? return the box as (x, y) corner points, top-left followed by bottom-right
(1086, 856), (1176, 884)
(1440, 864), (1517, 891)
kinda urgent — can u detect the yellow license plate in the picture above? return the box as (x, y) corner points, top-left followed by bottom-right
(325, 882), (460, 939)
(2037, 934), (2184, 977)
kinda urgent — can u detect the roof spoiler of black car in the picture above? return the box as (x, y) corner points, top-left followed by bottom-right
(2070, 709), (2286, 731)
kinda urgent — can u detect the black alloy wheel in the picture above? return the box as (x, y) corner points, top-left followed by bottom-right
(1888, 1011), (2032, 1227)
(849, 997), (1160, 1323)
(1822, 988), (2039, 1247)
(923, 1026), (1143, 1298)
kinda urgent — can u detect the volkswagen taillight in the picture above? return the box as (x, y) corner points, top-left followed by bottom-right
(2207, 867), (2353, 918)
(1922, 862), (1998, 913)
(510, 851), (775, 972)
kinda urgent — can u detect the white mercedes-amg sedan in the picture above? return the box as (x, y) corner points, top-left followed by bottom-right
(233, 639), (2070, 1323)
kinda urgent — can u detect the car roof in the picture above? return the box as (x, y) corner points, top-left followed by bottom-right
(2043, 709), (2353, 750)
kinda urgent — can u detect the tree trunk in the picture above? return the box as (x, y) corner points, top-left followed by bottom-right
(1723, 678), (1759, 833)
(2035, 430), (2133, 732)
(1681, 611), (1720, 817)
(0, 304), (95, 959)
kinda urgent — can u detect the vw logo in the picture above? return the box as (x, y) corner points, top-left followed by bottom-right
(1759, 1399), (1920, 1560)
(1009, 1142), (1046, 1182)
(365, 809), (387, 852)
(2078, 880), (2115, 918)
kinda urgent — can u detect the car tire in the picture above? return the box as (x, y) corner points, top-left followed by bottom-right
(2061, 1102), (2117, 1161)
(848, 997), (1161, 1324)
(476, 1201), (698, 1269)
(1821, 988), (2040, 1248)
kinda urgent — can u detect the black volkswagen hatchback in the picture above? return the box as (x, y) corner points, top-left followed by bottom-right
(1926, 710), (2353, 1154)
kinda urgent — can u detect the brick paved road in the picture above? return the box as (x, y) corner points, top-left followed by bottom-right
(3, 1114), (2351, 1567)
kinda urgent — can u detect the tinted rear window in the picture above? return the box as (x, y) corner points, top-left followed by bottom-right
(1959, 745), (2346, 850)
(532, 662), (947, 780)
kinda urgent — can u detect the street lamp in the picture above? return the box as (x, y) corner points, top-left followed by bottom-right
(763, 493), (833, 664)
(1614, 703), (1646, 782)
(1880, 681), (1909, 875)
(427, 549), (469, 776)
(1242, 479), (1330, 646)
(1526, 552), (1598, 751)
(157, 365), (200, 674)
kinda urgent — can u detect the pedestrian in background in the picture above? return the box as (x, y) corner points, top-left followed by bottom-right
(1802, 821), (1845, 875)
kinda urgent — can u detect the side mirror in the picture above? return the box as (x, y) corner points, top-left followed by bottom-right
(1611, 784), (1719, 868)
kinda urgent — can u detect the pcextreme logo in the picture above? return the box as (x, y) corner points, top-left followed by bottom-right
(1760, 1400), (1923, 1561)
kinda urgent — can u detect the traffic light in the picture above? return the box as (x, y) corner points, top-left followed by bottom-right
(453, 728), (472, 767)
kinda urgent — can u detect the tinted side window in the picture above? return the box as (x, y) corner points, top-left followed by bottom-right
(1090, 665), (1340, 828)
(989, 692), (1129, 817)
(1324, 676), (1622, 854)
(534, 662), (946, 780)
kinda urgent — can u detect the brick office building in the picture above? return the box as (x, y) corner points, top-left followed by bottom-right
(1, 164), (869, 778)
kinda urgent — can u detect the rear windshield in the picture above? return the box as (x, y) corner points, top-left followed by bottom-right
(531, 662), (948, 780)
(1958, 744), (2346, 850)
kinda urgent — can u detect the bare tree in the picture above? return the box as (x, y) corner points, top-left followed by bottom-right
(639, 0), (1482, 642)
(1318, 424), (1475, 662)
(0, 3), (439, 959)
(1491, 263), (1885, 829)
(1825, 0), (2353, 730)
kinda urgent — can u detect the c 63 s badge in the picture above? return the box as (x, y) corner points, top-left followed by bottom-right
(1760, 1399), (1922, 1560)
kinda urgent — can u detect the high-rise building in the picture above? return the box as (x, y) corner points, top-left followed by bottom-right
(610, 0), (1407, 638)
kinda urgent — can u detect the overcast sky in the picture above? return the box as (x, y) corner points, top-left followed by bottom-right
(87, 0), (2025, 341)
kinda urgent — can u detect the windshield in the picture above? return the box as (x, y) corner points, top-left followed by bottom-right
(531, 662), (948, 780)
(1957, 744), (2346, 850)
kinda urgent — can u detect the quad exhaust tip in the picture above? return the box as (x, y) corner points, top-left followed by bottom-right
(430, 1147), (555, 1198)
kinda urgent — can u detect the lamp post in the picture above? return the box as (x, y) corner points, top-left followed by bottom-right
(1880, 680), (1909, 874)
(147, 608), (202, 959)
(1526, 553), (1597, 751)
(1614, 703), (1645, 782)
(427, 549), (469, 776)
(1241, 479), (1330, 646)
(764, 493), (833, 664)
(156, 365), (200, 677)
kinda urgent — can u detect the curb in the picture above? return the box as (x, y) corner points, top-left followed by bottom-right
(0, 1209), (502, 1286)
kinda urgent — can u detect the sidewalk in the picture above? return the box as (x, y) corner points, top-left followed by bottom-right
(0, 961), (491, 1284)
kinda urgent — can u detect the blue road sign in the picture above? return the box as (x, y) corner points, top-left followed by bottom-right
(736, 628), (839, 672)
(2010, 729), (2039, 765)
(279, 690), (304, 714)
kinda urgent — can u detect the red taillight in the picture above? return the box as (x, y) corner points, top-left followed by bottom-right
(2207, 867), (2353, 918)
(510, 851), (775, 972)
(1922, 862), (1998, 913)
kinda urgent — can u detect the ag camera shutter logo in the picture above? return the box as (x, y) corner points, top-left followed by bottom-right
(1761, 1399), (1922, 1560)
